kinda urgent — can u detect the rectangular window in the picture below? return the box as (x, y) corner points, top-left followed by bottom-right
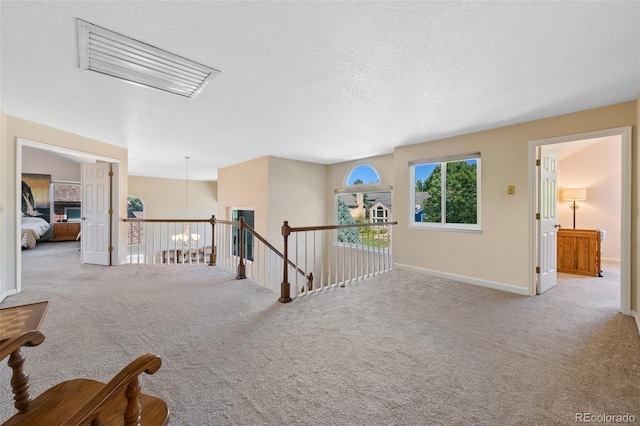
(52, 181), (81, 223)
(410, 153), (481, 232)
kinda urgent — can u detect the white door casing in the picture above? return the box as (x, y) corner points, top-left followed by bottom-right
(537, 147), (559, 294)
(82, 162), (111, 265)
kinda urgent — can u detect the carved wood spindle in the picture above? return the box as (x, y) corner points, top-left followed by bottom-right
(8, 348), (32, 413)
(209, 215), (217, 265)
(237, 217), (246, 279)
(307, 272), (314, 292)
(123, 377), (142, 426)
(279, 221), (292, 303)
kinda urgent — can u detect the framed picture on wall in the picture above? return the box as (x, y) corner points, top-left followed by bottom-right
(21, 173), (51, 221)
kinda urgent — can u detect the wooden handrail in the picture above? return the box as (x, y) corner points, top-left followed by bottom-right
(280, 220), (398, 302)
(242, 221), (308, 279)
(290, 221), (398, 233)
(123, 218), (212, 223)
(62, 353), (163, 425)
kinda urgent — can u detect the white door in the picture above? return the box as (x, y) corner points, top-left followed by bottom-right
(538, 148), (559, 294)
(82, 163), (111, 265)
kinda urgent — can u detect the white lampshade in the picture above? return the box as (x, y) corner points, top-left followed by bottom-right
(562, 188), (587, 201)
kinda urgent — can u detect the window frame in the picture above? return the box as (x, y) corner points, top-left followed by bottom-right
(409, 152), (482, 233)
(334, 188), (393, 249)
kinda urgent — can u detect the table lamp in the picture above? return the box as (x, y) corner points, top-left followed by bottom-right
(562, 188), (587, 229)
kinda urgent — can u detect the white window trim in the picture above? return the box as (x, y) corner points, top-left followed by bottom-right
(409, 153), (482, 233)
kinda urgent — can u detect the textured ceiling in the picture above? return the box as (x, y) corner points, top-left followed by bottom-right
(1, 1), (639, 181)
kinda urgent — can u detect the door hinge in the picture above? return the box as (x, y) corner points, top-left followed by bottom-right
(536, 213), (540, 220)
(108, 170), (114, 177)
(108, 246), (113, 252)
(536, 159), (541, 166)
(536, 266), (540, 274)
(108, 208), (114, 215)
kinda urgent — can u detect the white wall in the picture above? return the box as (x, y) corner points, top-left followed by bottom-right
(558, 137), (621, 260)
(128, 176), (217, 219)
(22, 146), (83, 182)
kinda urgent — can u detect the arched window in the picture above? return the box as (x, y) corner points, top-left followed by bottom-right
(127, 196), (144, 219)
(337, 164), (391, 248)
(346, 165), (380, 186)
(126, 196), (145, 251)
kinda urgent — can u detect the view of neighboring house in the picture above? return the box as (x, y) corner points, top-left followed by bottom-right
(413, 192), (430, 223)
(341, 192), (392, 223)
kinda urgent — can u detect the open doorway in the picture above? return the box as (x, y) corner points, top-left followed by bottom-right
(529, 127), (632, 315)
(17, 138), (120, 293)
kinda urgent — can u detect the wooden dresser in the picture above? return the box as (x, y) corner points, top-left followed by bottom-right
(557, 228), (601, 277)
(53, 222), (81, 242)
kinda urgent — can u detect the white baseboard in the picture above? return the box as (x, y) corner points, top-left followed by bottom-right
(632, 310), (640, 338)
(0, 289), (17, 304)
(395, 263), (530, 296)
(601, 257), (621, 263)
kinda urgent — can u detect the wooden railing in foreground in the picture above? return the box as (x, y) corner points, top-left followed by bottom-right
(123, 217), (215, 265)
(279, 220), (398, 303)
(1, 331), (168, 425)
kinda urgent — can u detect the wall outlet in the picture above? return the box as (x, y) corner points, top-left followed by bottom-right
(507, 185), (515, 195)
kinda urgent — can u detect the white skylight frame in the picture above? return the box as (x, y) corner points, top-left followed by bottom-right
(77, 19), (219, 98)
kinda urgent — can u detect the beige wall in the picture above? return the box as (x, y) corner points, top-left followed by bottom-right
(558, 138), (621, 260)
(1, 113), (128, 301)
(218, 156), (329, 251)
(635, 92), (640, 320)
(217, 156), (269, 234)
(128, 176), (217, 220)
(392, 101), (636, 294)
(267, 157), (328, 245)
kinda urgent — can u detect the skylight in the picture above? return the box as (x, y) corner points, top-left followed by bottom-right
(76, 19), (219, 98)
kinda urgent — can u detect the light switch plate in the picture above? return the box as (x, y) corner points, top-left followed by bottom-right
(507, 185), (515, 195)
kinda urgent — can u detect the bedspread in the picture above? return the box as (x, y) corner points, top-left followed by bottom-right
(21, 217), (51, 249)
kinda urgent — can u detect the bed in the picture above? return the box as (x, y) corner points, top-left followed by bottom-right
(21, 217), (51, 249)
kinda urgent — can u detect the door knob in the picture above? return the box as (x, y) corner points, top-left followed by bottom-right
(554, 224), (562, 228)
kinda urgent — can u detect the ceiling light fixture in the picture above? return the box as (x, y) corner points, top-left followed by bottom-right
(76, 19), (219, 98)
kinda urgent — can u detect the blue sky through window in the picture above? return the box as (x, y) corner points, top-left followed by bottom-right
(415, 160), (477, 184)
(347, 165), (379, 185)
(415, 164), (437, 183)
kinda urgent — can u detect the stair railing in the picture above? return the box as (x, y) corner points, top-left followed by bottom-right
(210, 216), (311, 293)
(123, 217), (215, 265)
(279, 220), (398, 302)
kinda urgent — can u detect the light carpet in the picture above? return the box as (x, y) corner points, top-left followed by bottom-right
(1, 242), (639, 425)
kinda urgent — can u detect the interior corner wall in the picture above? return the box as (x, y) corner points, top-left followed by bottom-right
(128, 176), (218, 220)
(392, 101), (637, 293)
(266, 156), (329, 248)
(1, 114), (128, 301)
(217, 156), (269, 235)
